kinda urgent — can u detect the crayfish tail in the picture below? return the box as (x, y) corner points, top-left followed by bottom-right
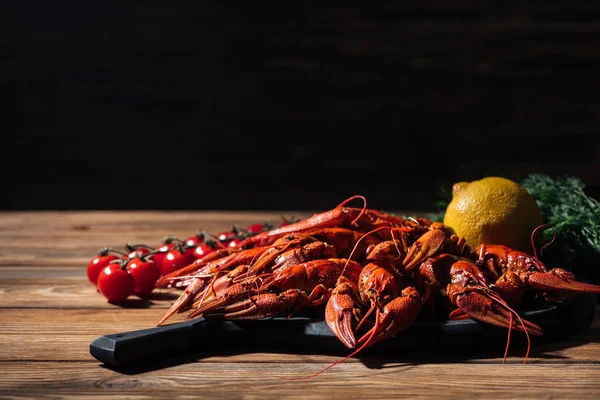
(157, 278), (205, 326)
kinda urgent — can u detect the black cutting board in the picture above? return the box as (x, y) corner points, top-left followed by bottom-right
(90, 292), (597, 367)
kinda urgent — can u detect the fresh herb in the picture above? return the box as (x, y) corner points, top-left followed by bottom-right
(425, 184), (450, 223)
(520, 174), (600, 282)
(428, 184), (451, 222)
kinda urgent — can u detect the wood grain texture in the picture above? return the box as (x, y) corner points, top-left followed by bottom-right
(1, 211), (600, 399)
(0, 211), (314, 266)
(1, 363), (600, 399)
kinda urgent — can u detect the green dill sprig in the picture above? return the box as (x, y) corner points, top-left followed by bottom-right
(520, 174), (600, 276)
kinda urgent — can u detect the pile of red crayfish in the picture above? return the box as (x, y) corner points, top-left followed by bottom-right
(88, 195), (600, 369)
(151, 196), (600, 364)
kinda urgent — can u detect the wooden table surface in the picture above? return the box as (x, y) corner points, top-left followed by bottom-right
(1, 211), (600, 399)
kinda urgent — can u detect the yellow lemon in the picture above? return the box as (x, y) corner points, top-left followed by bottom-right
(443, 176), (544, 252)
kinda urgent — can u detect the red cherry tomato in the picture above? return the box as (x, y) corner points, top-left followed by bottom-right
(127, 247), (151, 260)
(181, 243), (200, 261)
(97, 263), (134, 302)
(246, 224), (264, 234)
(152, 243), (175, 269)
(126, 257), (161, 297)
(215, 230), (239, 249)
(217, 230), (238, 243)
(183, 234), (213, 259)
(228, 238), (241, 248)
(87, 254), (120, 285)
(191, 242), (216, 259)
(185, 234), (204, 247)
(160, 247), (196, 276)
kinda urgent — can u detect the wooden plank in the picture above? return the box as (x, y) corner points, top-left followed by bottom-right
(0, 211), (314, 267)
(0, 362), (599, 399)
(0, 277), (182, 309)
(0, 308), (172, 333)
(0, 211), (311, 231)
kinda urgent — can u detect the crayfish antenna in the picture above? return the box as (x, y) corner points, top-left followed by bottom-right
(353, 302), (375, 333)
(285, 292), (422, 380)
(485, 290), (535, 364)
(280, 309), (382, 381)
(337, 225), (395, 282)
(192, 272), (224, 311)
(335, 194), (367, 226)
(530, 224), (555, 269)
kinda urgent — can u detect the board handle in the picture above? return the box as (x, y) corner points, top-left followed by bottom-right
(89, 319), (201, 366)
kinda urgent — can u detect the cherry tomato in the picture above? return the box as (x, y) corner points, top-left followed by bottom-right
(246, 223), (264, 234)
(160, 246), (196, 276)
(185, 234), (204, 247)
(191, 242), (216, 259)
(217, 230), (237, 242)
(126, 257), (161, 297)
(228, 238), (242, 248)
(216, 230), (239, 248)
(152, 242), (175, 270)
(127, 247), (151, 260)
(182, 246), (198, 262)
(97, 263), (134, 302)
(183, 234), (211, 258)
(87, 254), (120, 285)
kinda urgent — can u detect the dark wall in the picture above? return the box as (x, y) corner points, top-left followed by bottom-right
(7, 1), (600, 211)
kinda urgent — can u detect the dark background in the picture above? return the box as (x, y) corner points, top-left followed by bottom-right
(7, 1), (600, 212)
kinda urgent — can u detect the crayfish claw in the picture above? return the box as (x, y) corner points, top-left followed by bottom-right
(403, 228), (446, 272)
(528, 269), (600, 295)
(356, 288), (422, 348)
(325, 282), (359, 349)
(448, 308), (471, 320)
(454, 291), (544, 336)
